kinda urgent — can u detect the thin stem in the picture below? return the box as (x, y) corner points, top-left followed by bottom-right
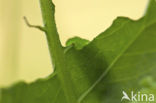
(39, 0), (78, 103)
(23, 16), (45, 32)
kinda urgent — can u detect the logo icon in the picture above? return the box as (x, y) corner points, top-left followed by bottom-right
(121, 91), (130, 101)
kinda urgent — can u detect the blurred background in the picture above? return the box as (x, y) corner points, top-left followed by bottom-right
(0, 0), (148, 86)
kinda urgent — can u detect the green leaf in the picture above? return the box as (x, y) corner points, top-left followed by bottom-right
(1, 0), (156, 103)
(0, 74), (66, 103)
(66, 37), (89, 50)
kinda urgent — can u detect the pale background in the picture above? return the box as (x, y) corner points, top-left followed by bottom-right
(0, 0), (148, 86)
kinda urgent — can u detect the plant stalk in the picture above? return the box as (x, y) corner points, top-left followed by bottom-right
(39, 0), (78, 103)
